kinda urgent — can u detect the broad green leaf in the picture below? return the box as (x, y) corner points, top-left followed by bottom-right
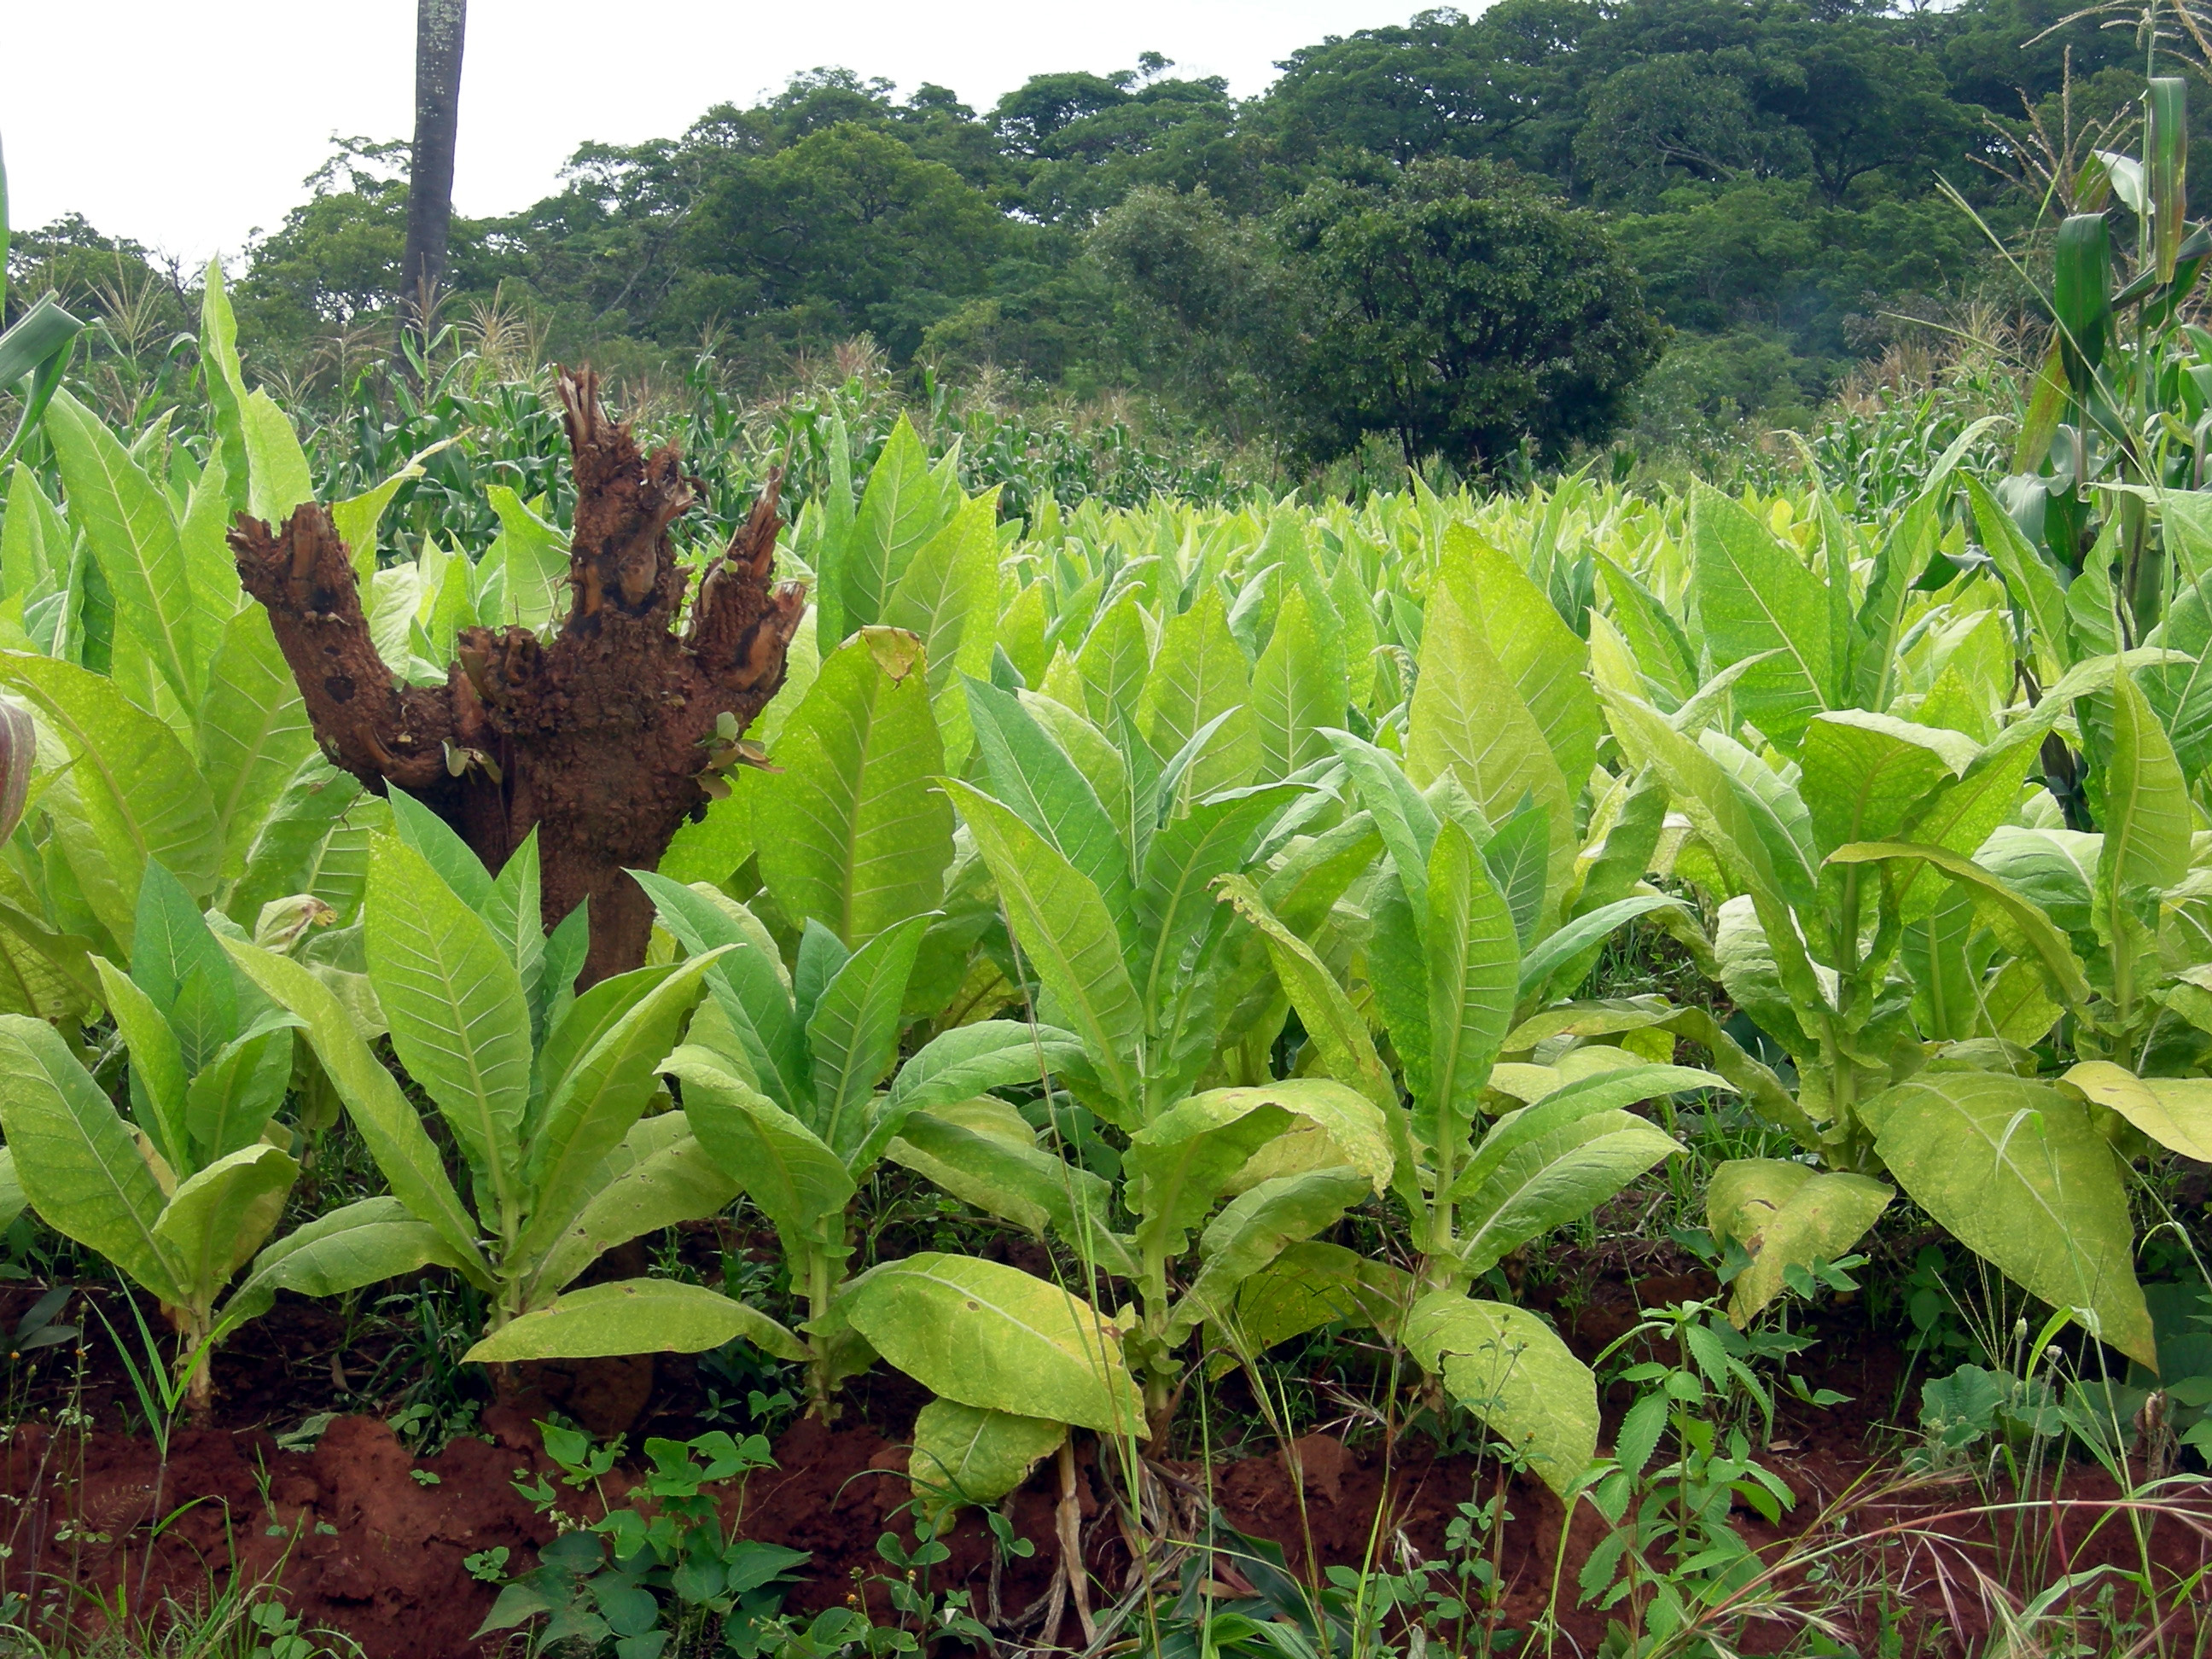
(882, 490), (999, 684)
(841, 1253), (1144, 1435)
(1706, 1158), (1893, 1325)
(669, 1048), (856, 1244)
(240, 389), (314, 531)
(1214, 874), (1393, 1115)
(3, 463), (67, 599)
(879, 1021), (1089, 1122)
(463, 1278), (760, 1363)
(151, 1141), (297, 1302)
(1863, 1071), (2154, 1366)
(1368, 871), (1432, 1107)
(2144, 570), (2212, 783)
(91, 956), (189, 1172)
(527, 1116), (742, 1300)
(841, 416), (941, 635)
(909, 1400), (1065, 1516)
(234, 1195), (469, 1323)
(330, 457), (423, 593)
(1965, 478), (2070, 683)
(943, 780), (1143, 1117)
(1686, 482), (1833, 745)
(1423, 819), (1518, 1153)
(755, 627), (952, 946)
(0, 894), (99, 1022)
(1453, 1109), (1679, 1278)
(806, 912), (930, 1155)
(183, 1020), (296, 1164)
(1403, 1291), (1598, 1496)
(1249, 587), (1342, 784)
(1597, 556), (1697, 708)
(1210, 1241), (1412, 1355)
(1074, 590), (1151, 728)
(482, 486), (568, 634)
(1134, 783), (1298, 1018)
(1702, 728), (1818, 882)
(0, 652), (222, 920)
(794, 921), (848, 1031)
(197, 263), (250, 514)
(1450, 533), (1603, 800)
(484, 831), (546, 1025)
(1481, 800), (1549, 949)
(385, 786), (495, 911)
(199, 607), (315, 883)
(1825, 841), (2093, 1011)
(632, 874), (806, 1109)
(2099, 670), (2192, 974)
(517, 949), (727, 1253)
(1712, 897), (1819, 1057)
(1799, 712), (1976, 860)
(365, 833), (531, 1210)
(1018, 692), (1140, 870)
(1604, 686), (1817, 916)
(1895, 655), (2142, 923)
(1517, 894), (1684, 1004)
(129, 859), (236, 1069)
(42, 388), (198, 702)
(1324, 730), (1438, 911)
(882, 491), (1000, 763)
(220, 938), (487, 1278)
(1126, 1090), (1305, 1256)
(225, 760), (370, 928)
(1902, 884), (1980, 1041)
(0, 1015), (183, 1304)
(1169, 1167), (1372, 1342)
(2060, 1062), (2212, 1161)
(965, 678), (1132, 935)
(1138, 587), (1257, 795)
(888, 1101), (1126, 1269)
(1407, 575), (1573, 897)
(1452, 1062), (1702, 1196)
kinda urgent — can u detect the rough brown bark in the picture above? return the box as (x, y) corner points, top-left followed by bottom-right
(231, 368), (806, 985)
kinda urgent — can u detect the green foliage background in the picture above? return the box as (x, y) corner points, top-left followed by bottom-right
(0, 0), (2152, 474)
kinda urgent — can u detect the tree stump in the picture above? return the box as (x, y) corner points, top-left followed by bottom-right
(231, 368), (806, 985)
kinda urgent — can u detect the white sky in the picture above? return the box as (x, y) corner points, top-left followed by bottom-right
(6, 1), (1420, 269)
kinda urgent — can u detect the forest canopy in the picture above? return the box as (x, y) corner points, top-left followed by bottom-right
(1, 0), (2162, 469)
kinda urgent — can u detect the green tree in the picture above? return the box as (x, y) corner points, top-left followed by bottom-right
(1575, 57), (1809, 205)
(1278, 156), (1663, 465)
(683, 123), (1006, 359)
(1089, 184), (1302, 447)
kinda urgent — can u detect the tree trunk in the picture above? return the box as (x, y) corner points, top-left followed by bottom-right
(231, 369), (806, 985)
(399, 0), (468, 347)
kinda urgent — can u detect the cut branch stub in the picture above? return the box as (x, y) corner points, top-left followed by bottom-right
(232, 367), (806, 987)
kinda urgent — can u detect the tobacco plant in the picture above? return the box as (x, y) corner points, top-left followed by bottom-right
(944, 673), (1394, 1442)
(1222, 738), (1715, 1493)
(222, 798), (756, 1362)
(0, 863), (303, 1412)
(638, 867), (1143, 1448)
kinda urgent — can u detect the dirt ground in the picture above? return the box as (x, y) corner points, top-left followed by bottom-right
(0, 1272), (2204, 1656)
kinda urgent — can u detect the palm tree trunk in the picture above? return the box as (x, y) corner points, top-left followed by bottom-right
(399, 0), (468, 352)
